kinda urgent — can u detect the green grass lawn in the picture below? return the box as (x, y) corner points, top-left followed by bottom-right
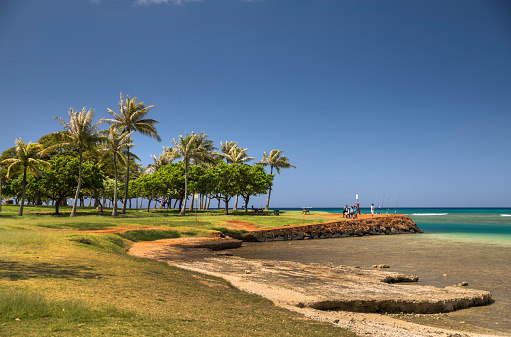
(0, 205), (356, 336)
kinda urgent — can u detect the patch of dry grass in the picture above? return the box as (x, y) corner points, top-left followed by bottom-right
(0, 205), (357, 336)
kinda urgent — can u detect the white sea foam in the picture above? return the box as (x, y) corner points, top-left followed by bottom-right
(500, 214), (511, 217)
(411, 213), (448, 216)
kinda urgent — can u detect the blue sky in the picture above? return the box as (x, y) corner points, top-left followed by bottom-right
(1, 0), (510, 208)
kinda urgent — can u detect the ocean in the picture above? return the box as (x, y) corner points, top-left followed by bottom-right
(231, 208), (511, 335)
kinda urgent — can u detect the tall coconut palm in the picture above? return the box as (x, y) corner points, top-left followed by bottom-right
(172, 131), (215, 215)
(191, 132), (217, 167)
(144, 147), (180, 175)
(52, 108), (105, 217)
(188, 132), (217, 211)
(221, 146), (255, 164)
(257, 149), (296, 210)
(99, 126), (134, 216)
(219, 141), (238, 156)
(106, 93), (161, 214)
(220, 142), (255, 210)
(1, 138), (49, 216)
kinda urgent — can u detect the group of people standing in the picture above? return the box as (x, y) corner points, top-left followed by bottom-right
(342, 203), (378, 218)
(342, 204), (360, 219)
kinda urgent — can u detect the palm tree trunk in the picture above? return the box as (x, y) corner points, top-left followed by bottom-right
(70, 148), (83, 217)
(234, 195), (238, 210)
(18, 166), (27, 216)
(121, 148), (130, 214)
(180, 161), (188, 215)
(112, 156), (118, 216)
(264, 166), (273, 210)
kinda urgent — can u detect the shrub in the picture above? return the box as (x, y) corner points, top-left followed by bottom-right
(117, 229), (180, 242)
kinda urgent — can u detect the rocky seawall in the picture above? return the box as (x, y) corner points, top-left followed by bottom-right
(236, 214), (422, 242)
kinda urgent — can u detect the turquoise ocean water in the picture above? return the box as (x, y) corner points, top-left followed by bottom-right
(233, 208), (511, 334)
(279, 207), (511, 246)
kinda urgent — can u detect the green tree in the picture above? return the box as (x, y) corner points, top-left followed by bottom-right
(100, 126), (133, 216)
(0, 147), (17, 163)
(257, 149), (296, 210)
(8, 173), (42, 206)
(38, 132), (78, 160)
(40, 156), (105, 214)
(156, 162), (185, 210)
(0, 138), (49, 216)
(199, 162), (265, 215)
(237, 165), (273, 214)
(50, 107), (105, 217)
(134, 173), (165, 212)
(107, 93), (161, 214)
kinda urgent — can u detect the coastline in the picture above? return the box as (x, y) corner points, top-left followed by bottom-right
(128, 235), (503, 337)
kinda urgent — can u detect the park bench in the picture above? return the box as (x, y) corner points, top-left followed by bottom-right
(302, 208), (310, 215)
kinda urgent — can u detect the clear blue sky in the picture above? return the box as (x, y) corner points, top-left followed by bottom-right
(1, 0), (510, 208)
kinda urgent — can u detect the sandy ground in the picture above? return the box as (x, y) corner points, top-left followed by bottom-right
(128, 237), (503, 337)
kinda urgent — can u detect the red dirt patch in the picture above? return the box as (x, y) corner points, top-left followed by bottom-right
(219, 220), (260, 231)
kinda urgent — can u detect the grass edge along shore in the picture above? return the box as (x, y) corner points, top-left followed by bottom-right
(0, 205), (358, 337)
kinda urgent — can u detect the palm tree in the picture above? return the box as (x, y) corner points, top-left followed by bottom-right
(99, 126), (134, 216)
(106, 93), (161, 214)
(0, 138), (49, 216)
(172, 131), (215, 215)
(219, 141), (237, 156)
(191, 132), (217, 167)
(220, 142), (255, 210)
(52, 108), (105, 217)
(220, 142), (255, 164)
(257, 149), (296, 210)
(144, 147), (180, 175)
